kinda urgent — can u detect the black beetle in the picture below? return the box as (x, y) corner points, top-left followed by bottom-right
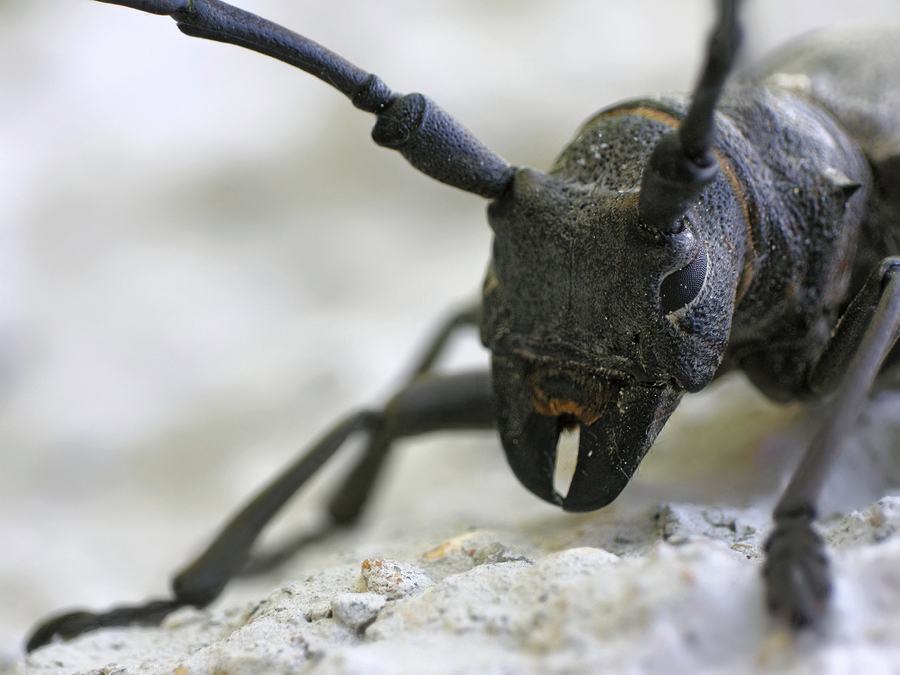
(20, 0), (900, 651)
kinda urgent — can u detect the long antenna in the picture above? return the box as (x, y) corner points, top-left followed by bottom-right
(95, 0), (516, 198)
(639, 0), (743, 233)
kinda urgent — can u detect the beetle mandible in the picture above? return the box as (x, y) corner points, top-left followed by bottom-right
(24, 0), (900, 650)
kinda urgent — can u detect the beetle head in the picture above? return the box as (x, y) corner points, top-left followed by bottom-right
(481, 107), (746, 511)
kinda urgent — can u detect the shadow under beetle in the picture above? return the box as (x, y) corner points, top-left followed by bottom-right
(26, 0), (900, 650)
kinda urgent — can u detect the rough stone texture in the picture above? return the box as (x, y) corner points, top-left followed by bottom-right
(331, 592), (386, 631)
(13, 501), (900, 674)
(358, 560), (434, 601)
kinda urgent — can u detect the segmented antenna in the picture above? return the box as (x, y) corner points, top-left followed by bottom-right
(96, 0), (515, 199)
(639, 0), (743, 233)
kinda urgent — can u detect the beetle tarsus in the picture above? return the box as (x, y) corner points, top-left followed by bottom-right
(26, 599), (185, 652)
(763, 513), (831, 629)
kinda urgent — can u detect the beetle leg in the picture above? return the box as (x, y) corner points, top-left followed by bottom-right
(246, 305), (485, 572)
(765, 259), (900, 627)
(25, 410), (378, 652)
(26, 305), (490, 651)
(323, 304), (484, 528)
(174, 369), (493, 601)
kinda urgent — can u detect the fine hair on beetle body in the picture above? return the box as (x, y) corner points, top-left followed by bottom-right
(10, 0), (900, 657)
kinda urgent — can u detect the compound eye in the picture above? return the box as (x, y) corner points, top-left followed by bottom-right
(660, 249), (708, 313)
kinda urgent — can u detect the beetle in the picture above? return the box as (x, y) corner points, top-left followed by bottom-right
(22, 0), (900, 650)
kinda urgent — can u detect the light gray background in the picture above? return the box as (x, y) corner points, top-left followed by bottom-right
(3, 0), (900, 667)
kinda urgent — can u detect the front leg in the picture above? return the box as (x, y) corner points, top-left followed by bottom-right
(26, 305), (492, 651)
(765, 259), (900, 627)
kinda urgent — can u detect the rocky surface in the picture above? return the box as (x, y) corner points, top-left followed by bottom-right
(13, 495), (900, 674)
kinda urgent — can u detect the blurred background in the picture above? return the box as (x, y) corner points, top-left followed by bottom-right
(3, 0), (900, 664)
